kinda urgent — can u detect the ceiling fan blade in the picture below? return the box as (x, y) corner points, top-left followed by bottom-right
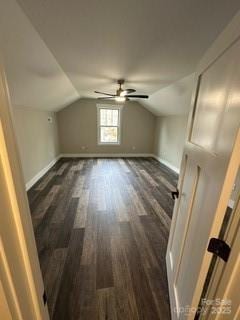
(121, 88), (136, 95)
(97, 96), (115, 100)
(94, 91), (116, 97)
(126, 94), (149, 99)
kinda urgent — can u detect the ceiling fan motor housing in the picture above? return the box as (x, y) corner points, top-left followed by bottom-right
(117, 79), (124, 96)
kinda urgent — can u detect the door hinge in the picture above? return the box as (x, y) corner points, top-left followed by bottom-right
(43, 290), (47, 305)
(207, 238), (231, 262)
(171, 189), (179, 200)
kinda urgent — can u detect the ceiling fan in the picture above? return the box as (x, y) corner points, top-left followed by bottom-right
(94, 79), (149, 102)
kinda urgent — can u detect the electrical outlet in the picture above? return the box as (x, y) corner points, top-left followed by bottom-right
(132, 146), (136, 150)
(81, 146), (86, 150)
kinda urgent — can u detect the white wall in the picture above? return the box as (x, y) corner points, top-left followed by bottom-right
(12, 106), (59, 184)
(57, 98), (156, 155)
(150, 74), (194, 171)
(154, 115), (188, 170)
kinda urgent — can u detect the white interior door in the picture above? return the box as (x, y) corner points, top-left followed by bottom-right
(166, 36), (240, 319)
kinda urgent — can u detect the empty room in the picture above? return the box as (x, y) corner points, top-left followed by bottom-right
(0, 1), (240, 319)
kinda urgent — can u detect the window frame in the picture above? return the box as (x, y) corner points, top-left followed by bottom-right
(97, 104), (122, 145)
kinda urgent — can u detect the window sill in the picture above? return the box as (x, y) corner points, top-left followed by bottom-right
(98, 142), (121, 146)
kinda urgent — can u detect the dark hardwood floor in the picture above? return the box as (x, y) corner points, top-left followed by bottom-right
(28, 157), (178, 320)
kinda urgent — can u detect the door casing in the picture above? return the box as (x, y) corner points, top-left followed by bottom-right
(0, 62), (49, 319)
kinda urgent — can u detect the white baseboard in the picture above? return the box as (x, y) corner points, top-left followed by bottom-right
(60, 153), (153, 158)
(25, 155), (61, 191)
(153, 155), (180, 174)
(26, 154), (176, 191)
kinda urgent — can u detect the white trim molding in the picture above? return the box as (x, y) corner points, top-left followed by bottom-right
(25, 153), (179, 191)
(153, 155), (180, 174)
(25, 155), (61, 191)
(96, 104), (123, 146)
(60, 153), (153, 158)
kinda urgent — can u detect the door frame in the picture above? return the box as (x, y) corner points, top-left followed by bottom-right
(202, 192), (240, 319)
(166, 11), (240, 319)
(0, 61), (49, 319)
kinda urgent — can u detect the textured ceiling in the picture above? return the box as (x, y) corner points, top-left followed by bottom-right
(1, 0), (240, 114)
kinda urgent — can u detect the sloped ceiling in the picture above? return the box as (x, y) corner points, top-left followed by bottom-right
(141, 73), (195, 116)
(0, 0), (240, 114)
(0, 0), (79, 111)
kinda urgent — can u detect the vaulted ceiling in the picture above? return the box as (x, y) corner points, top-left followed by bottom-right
(1, 0), (240, 114)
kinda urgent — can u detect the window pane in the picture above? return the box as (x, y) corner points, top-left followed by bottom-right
(100, 127), (118, 143)
(100, 109), (119, 126)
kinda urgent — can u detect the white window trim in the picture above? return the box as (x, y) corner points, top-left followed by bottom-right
(96, 104), (123, 145)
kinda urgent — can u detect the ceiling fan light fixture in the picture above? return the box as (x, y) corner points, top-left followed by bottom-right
(115, 96), (126, 102)
(94, 79), (148, 101)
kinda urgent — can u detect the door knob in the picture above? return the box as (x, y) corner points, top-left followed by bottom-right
(171, 189), (179, 200)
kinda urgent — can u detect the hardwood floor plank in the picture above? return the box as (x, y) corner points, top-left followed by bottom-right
(72, 175), (85, 198)
(35, 171), (56, 191)
(71, 264), (97, 320)
(51, 169), (78, 223)
(52, 228), (85, 320)
(142, 158), (178, 185)
(120, 222), (160, 320)
(96, 182), (107, 211)
(118, 158), (131, 173)
(111, 236), (139, 320)
(126, 159), (174, 219)
(36, 222), (62, 278)
(32, 185), (60, 219)
(71, 159), (85, 172)
(158, 175), (176, 191)
(27, 157), (176, 320)
(129, 216), (159, 270)
(80, 225), (97, 266)
(112, 187), (129, 222)
(44, 248), (68, 318)
(139, 215), (171, 318)
(137, 159), (176, 197)
(127, 184), (148, 216)
(145, 267), (171, 319)
(56, 197), (79, 248)
(139, 169), (159, 187)
(73, 189), (89, 228)
(96, 214), (114, 289)
(56, 162), (68, 175)
(97, 288), (117, 320)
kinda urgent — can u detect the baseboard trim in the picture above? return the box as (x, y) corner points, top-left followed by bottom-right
(25, 155), (61, 191)
(153, 155), (180, 174)
(25, 154), (177, 191)
(60, 153), (153, 158)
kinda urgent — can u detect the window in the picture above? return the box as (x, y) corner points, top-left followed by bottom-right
(97, 105), (121, 144)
